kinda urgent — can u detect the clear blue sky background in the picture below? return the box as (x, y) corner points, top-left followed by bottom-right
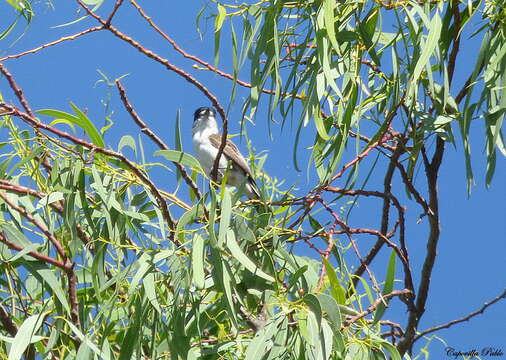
(0, 1), (504, 358)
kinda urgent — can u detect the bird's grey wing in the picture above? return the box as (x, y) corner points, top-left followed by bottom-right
(208, 134), (254, 178)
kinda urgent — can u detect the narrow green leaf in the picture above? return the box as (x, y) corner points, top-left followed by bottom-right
(215, 4), (227, 32)
(268, 317), (288, 359)
(192, 234), (206, 289)
(69, 102), (105, 147)
(0, 17), (19, 41)
(36, 191), (64, 209)
(154, 150), (204, 174)
(316, 293), (342, 330)
(322, 258), (346, 304)
(221, 258), (238, 331)
(409, 11), (442, 96)
(303, 293), (322, 327)
(288, 265), (308, 290)
(323, 0), (339, 55)
(118, 301), (142, 360)
(62, 319), (103, 356)
(144, 272), (161, 313)
(226, 229), (274, 282)
(38, 106), (105, 148)
(118, 135), (136, 154)
(218, 188), (232, 246)
(345, 342), (369, 360)
(381, 341), (402, 360)
(24, 262), (70, 314)
(8, 312), (48, 360)
(373, 249), (396, 322)
(245, 317), (278, 360)
(314, 107), (330, 141)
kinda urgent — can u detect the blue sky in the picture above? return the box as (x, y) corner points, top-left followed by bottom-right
(0, 1), (505, 358)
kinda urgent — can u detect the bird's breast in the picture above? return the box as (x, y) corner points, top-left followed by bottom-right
(193, 135), (227, 173)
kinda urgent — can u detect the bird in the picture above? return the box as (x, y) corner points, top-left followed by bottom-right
(192, 106), (261, 200)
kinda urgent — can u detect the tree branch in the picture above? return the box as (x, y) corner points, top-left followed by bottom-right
(0, 63), (34, 117)
(397, 136), (445, 355)
(415, 288), (506, 341)
(0, 27), (104, 62)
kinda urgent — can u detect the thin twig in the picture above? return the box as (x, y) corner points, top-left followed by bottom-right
(74, 0), (226, 120)
(325, 102), (401, 186)
(0, 62), (34, 117)
(326, 186), (415, 295)
(0, 27), (104, 62)
(105, 0), (124, 26)
(0, 62), (55, 174)
(414, 288), (506, 341)
(393, 161), (430, 214)
(351, 139), (406, 287)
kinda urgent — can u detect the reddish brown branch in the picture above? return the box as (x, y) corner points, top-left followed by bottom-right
(394, 161), (430, 215)
(326, 102), (401, 186)
(0, 27), (104, 62)
(0, 231), (80, 331)
(0, 191), (67, 260)
(66, 268), (81, 329)
(74, 0), (226, 121)
(115, 80), (201, 199)
(0, 231), (67, 270)
(0, 63), (34, 117)
(325, 186), (415, 295)
(0, 304), (17, 337)
(350, 139), (407, 291)
(105, 0), (124, 26)
(0, 62), (55, 175)
(317, 197), (410, 289)
(349, 130), (396, 152)
(414, 288), (506, 341)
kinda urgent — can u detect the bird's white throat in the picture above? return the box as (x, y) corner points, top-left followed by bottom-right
(192, 114), (219, 140)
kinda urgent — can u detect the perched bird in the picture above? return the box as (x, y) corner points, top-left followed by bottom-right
(192, 106), (260, 199)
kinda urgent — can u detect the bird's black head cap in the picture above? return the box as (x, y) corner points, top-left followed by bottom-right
(194, 107), (215, 122)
